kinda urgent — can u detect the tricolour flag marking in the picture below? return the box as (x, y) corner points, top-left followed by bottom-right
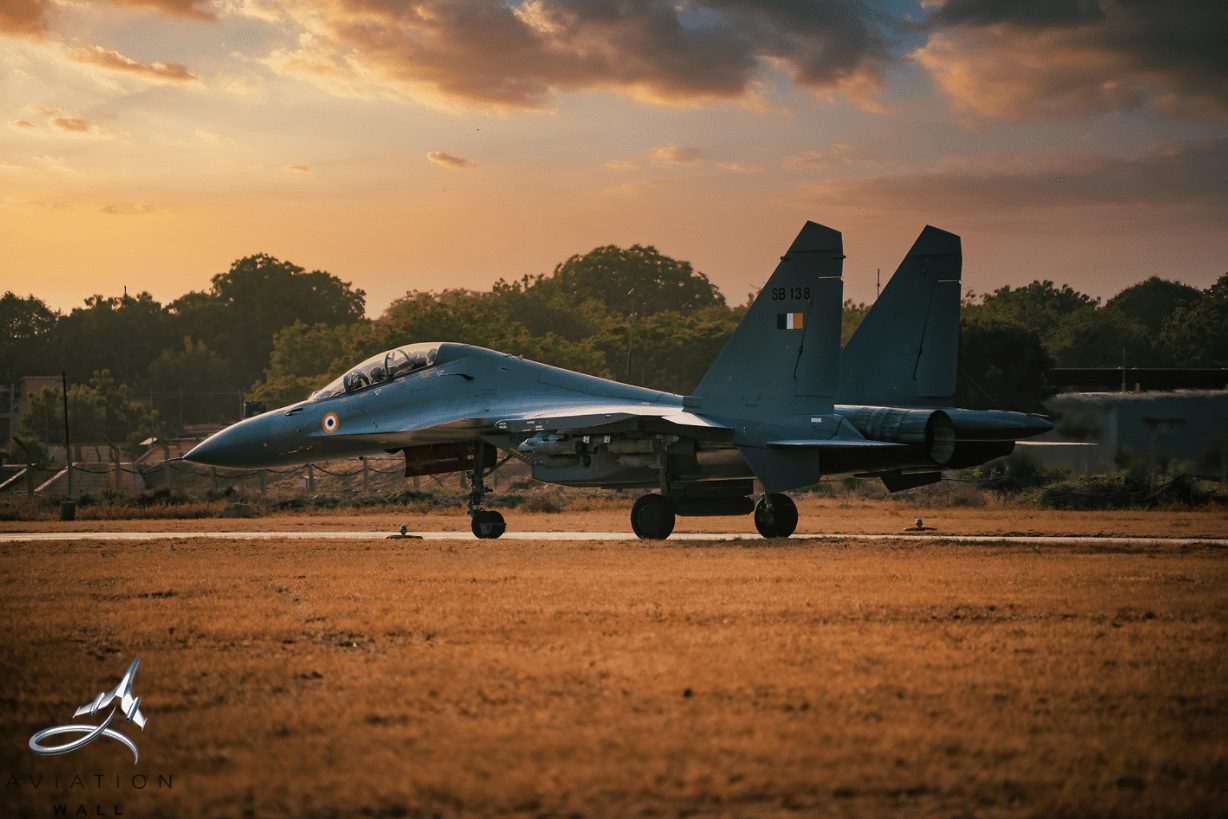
(776, 311), (805, 330)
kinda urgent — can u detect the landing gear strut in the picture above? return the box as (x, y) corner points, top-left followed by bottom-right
(468, 442), (505, 539)
(754, 493), (798, 539)
(631, 494), (676, 540)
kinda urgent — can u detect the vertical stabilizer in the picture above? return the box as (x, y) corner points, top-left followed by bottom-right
(689, 222), (844, 414)
(837, 226), (961, 406)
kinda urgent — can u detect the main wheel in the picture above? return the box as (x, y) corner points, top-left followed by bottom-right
(631, 494), (676, 540)
(471, 509), (506, 539)
(754, 493), (798, 538)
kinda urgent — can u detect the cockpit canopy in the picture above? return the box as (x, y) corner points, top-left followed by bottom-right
(310, 343), (440, 401)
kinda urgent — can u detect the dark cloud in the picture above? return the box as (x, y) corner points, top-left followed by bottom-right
(808, 140), (1228, 215)
(707, 0), (890, 91)
(919, 0), (1228, 121)
(268, 0), (892, 110)
(927, 0), (1104, 28)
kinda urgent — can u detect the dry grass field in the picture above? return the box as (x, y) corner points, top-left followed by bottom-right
(1, 507), (1226, 817)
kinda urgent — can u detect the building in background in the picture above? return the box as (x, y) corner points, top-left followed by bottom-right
(1037, 389), (1228, 480)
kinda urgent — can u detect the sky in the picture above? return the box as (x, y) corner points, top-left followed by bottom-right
(1, 0), (1226, 316)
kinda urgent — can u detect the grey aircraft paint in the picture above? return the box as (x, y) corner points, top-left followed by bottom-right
(185, 222), (1053, 539)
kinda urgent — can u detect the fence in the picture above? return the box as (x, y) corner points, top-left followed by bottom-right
(0, 453), (532, 501)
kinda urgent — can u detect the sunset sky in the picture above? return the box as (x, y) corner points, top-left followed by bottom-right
(2, 0), (1225, 315)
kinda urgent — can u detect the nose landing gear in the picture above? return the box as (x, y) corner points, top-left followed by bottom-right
(467, 441), (506, 539)
(471, 509), (506, 539)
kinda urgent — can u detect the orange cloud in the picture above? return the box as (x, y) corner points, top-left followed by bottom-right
(68, 46), (198, 82)
(426, 151), (473, 170)
(283, 164), (310, 173)
(917, 1), (1228, 122)
(101, 202), (160, 215)
(13, 119), (36, 128)
(0, 0), (53, 35)
(50, 116), (91, 133)
(109, 0), (215, 21)
(0, 0), (214, 37)
(650, 146), (703, 165)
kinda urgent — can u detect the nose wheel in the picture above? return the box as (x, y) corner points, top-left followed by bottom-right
(754, 493), (798, 538)
(467, 441), (506, 539)
(471, 509), (506, 539)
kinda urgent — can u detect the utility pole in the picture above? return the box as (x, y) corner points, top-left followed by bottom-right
(61, 371), (72, 497)
(876, 268), (881, 300)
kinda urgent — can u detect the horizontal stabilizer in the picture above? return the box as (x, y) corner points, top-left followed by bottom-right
(881, 471), (942, 492)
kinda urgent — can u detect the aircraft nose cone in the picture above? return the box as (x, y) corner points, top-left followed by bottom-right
(184, 416), (272, 467)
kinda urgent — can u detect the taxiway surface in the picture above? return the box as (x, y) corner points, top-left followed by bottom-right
(1, 530), (1225, 546)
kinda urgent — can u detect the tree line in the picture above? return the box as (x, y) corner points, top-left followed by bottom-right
(3, 245), (1225, 458)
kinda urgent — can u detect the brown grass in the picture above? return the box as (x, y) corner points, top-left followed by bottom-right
(1, 519), (1225, 817)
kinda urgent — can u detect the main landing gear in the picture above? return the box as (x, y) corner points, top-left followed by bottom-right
(628, 490), (798, 540)
(631, 494), (676, 540)
(753, 493), (798, 539)
(468, 442), (505, 539)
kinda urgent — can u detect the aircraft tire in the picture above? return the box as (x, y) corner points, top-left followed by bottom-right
(631, 494), (676, 540)
(471, 510), (506, 539)
(754, 493), (798, 538)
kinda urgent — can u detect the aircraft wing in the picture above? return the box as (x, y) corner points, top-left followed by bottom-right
(766, 439), (906, 448)
(494, 403), (730, 436)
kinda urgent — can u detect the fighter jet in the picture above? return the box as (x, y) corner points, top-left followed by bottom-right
(185, 222), (1052, 539)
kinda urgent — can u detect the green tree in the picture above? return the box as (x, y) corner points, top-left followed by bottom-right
(956, 318), (1052, 412)
(15, 370), (164, 455)
(0, 292), (57, 381)
(250, 322), (360, 408)
(146, 338), (237, 427)
(840, 300), (870, 347)
(969, 280), (1097, 343)
(1106, 276), (1202, 335)
(170, 254), (366, 390)
(489, 273), (618, 343)
(593, 306), (742, 393)
(56, 292), (175, 385)
(1050, 307), (1154, 367)
(1160, 273), (1228, 367)
(540, 245), (726, 317)
(369, 290), (609, 376)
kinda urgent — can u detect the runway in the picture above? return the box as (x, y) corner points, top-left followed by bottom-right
(1, 530), (1225, 546)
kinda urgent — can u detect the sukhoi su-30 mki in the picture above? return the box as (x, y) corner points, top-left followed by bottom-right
(185, 222), (1052, 539)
